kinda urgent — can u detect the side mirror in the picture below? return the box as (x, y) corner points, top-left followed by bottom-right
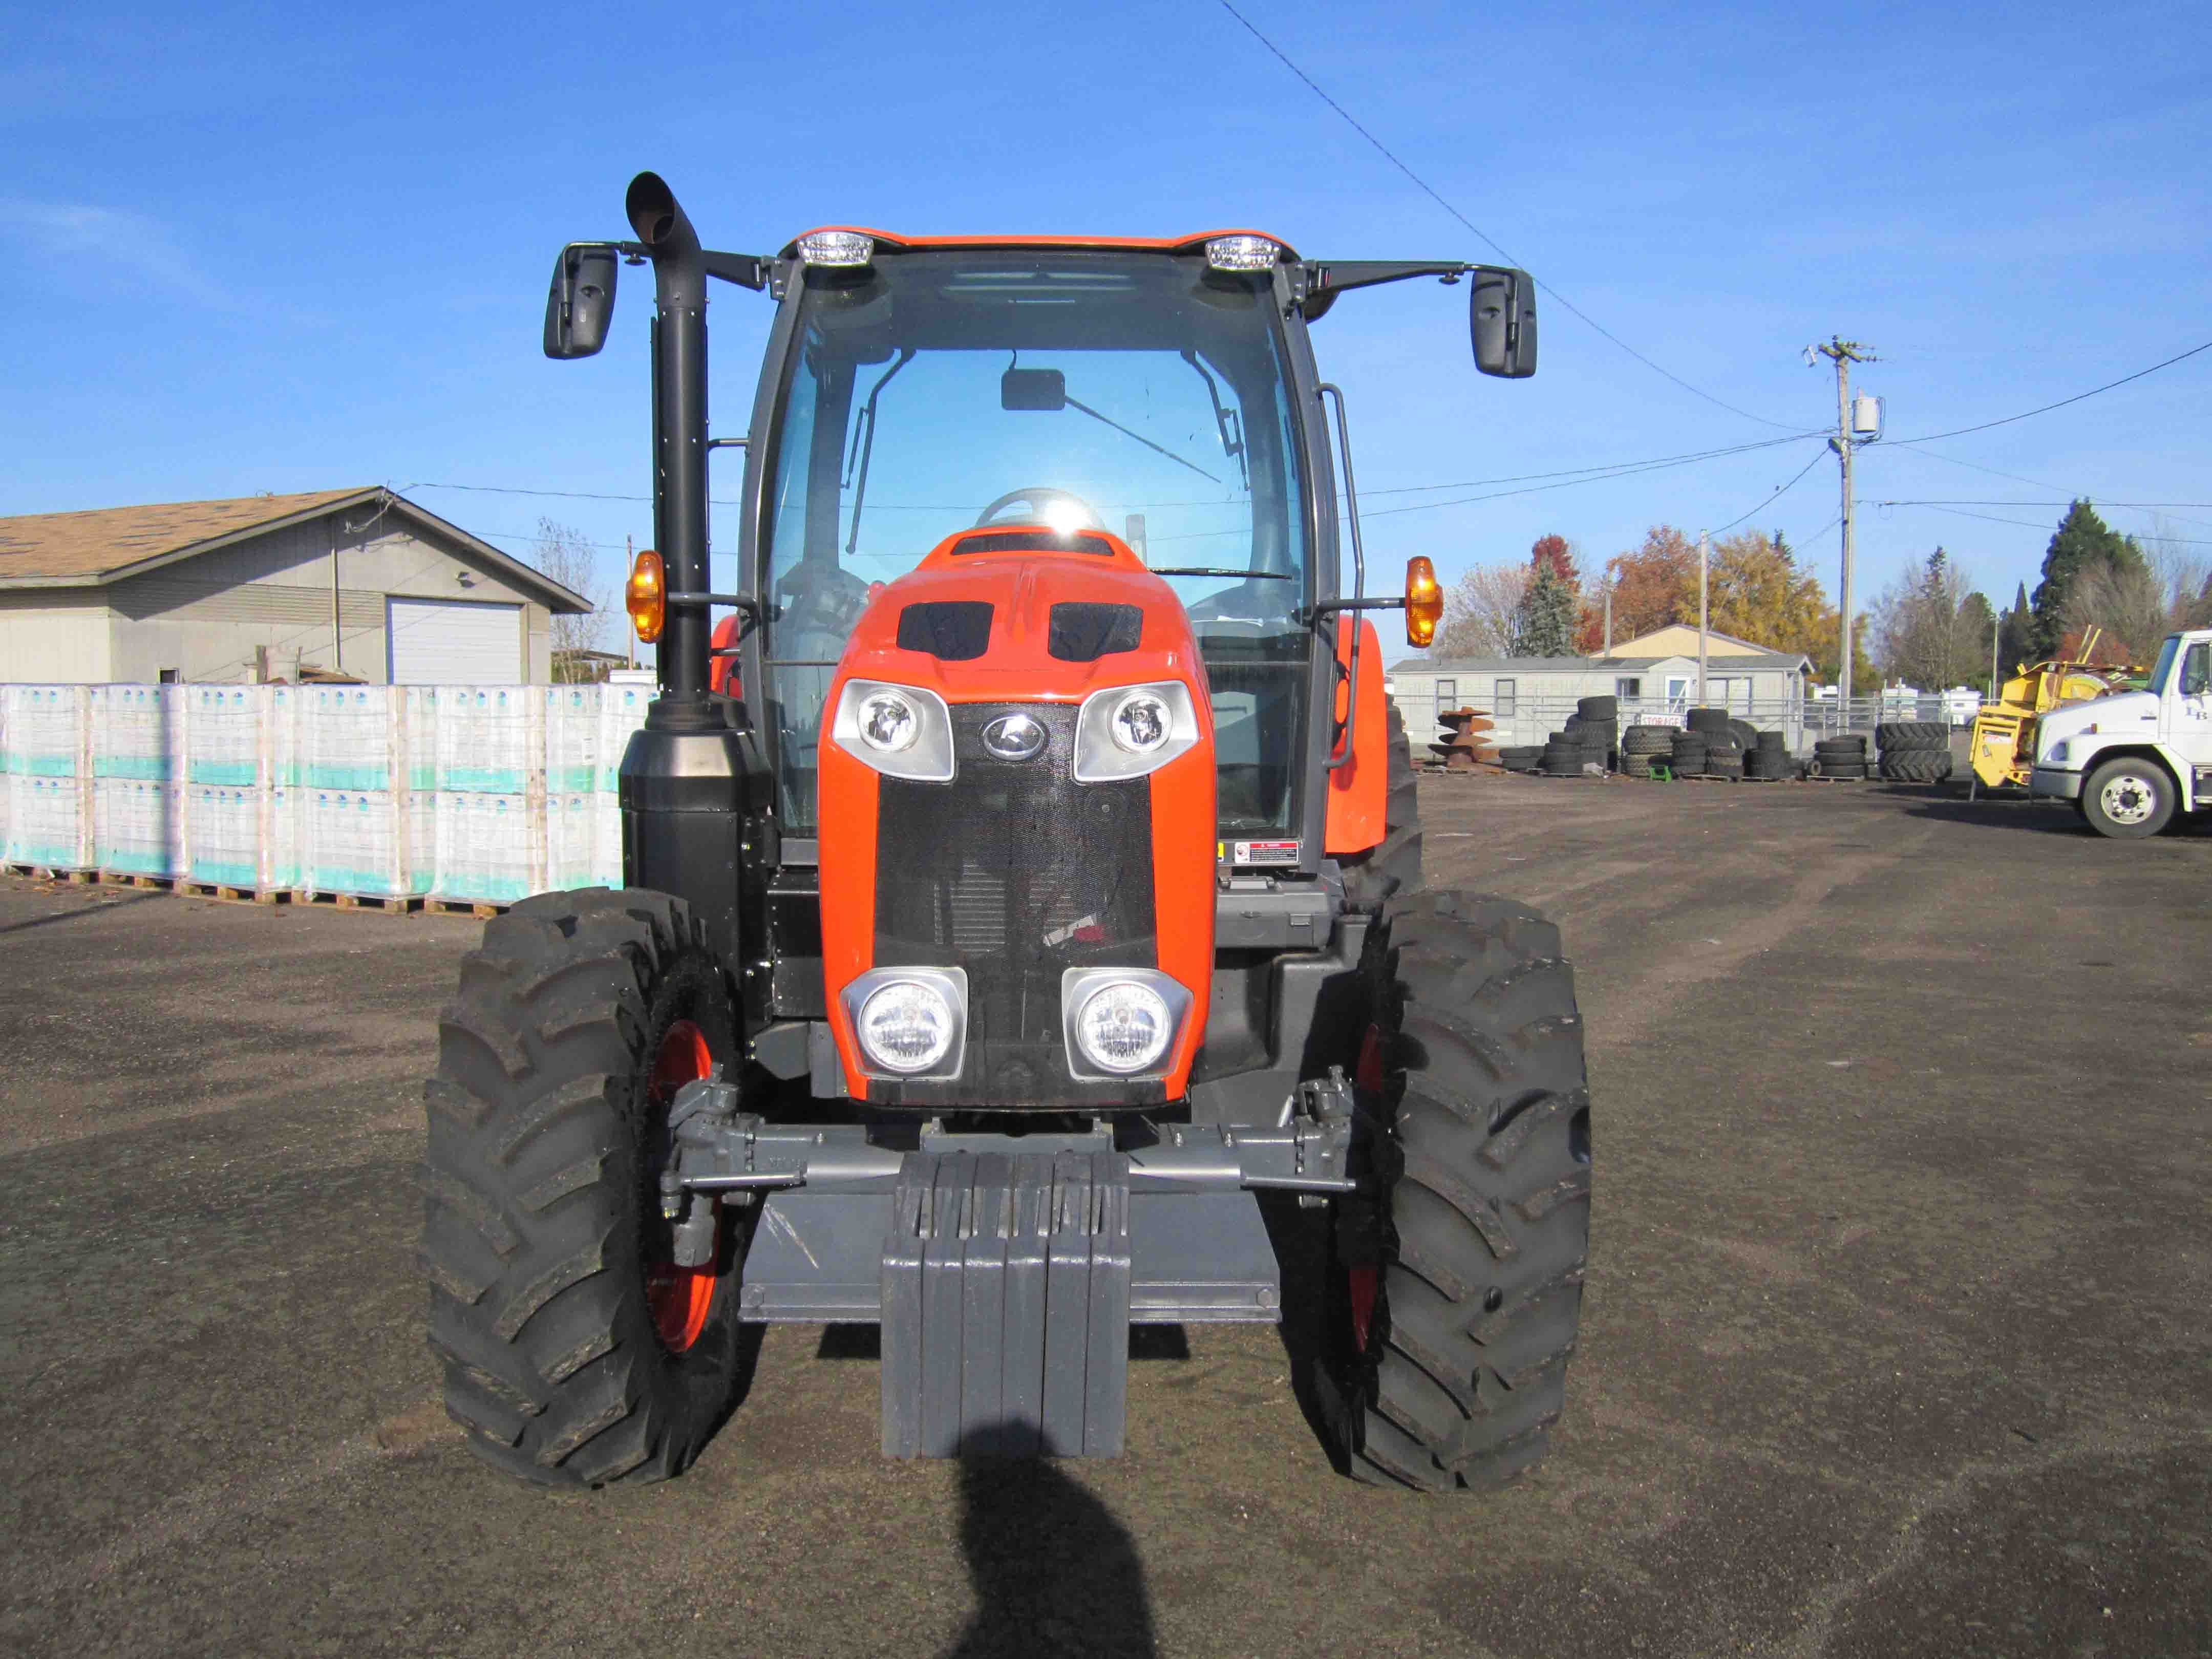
(544, 243), (620, 360)
(1001, 367), (1067, 412)
(1470, 265), (1537, 379)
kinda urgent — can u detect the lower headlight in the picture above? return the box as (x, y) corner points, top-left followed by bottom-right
(1074, 981), (1172, 1074)
(2045, 740), (2068, 766)
(857, 979), (955, 1074)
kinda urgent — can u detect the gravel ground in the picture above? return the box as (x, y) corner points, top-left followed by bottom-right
(2, 772), (2206, 1658)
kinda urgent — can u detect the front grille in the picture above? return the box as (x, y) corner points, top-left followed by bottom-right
(873, 703), (1157, 1109)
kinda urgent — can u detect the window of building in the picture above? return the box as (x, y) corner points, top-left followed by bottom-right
(158, 668), (180, 684)
(1665, 676), (1691, 708)
(1494, 677), (1516, 717)
(1434, 677), (1456, 712)
(1614, 676), (1641, 700)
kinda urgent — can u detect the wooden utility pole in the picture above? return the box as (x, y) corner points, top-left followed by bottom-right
(1808, 336), (1876, 709)
(1697, 529), (1710, 704)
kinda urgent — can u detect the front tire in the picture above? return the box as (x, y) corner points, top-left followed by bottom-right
(1338, 890), (1592, 1491)
(2080, 757), (2175, 838)
(421, 887), (748, 1486)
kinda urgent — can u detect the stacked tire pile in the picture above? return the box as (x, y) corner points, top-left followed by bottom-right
(1703, 733), (1746, 779)
(1618, 725), (1674, 778)
(1811, 733), (1869, 779)
(1497, 745), (1542, 774)
(1875, 721), (1954, 784)
(1745, 728), (1791, 778)
(1524, 695), (1618, 778)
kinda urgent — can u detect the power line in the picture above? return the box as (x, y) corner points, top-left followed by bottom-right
(1892, 502), (2212, 546)
(1709, 449), (1829, 535)
(1892, 337), (2212, 444)
(1213, 0), (1814, 435)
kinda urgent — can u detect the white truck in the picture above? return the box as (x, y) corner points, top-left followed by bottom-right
(2031, 628), (2212, 838)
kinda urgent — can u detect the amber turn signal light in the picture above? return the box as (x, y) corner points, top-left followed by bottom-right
(627, 548), (667, 644)
(1405, 556), (1442, 647)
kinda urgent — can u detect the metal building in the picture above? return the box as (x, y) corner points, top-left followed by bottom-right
(0, 487), (589, 684)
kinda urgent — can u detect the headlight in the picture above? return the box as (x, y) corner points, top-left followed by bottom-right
(831, 679), (955, 781)
(842, 966), (967, 1079)
(859, 690), (918, 752)
(1073, 680), (1200, 781)
(2046, 740), (2068, 766)
(1062, 968), (1193, 1079)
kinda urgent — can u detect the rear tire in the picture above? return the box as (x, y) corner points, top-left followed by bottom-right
(1341, 698), (1422, 910)
(422, 887), (748, 1487)
(1338, 890), (1591, 1492)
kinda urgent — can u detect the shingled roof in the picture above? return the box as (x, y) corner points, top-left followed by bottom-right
(0, 487), (587, 611)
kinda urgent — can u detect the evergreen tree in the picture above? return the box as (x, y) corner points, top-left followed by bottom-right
(1515, 564), (1580, 656)
(2029, 501), (2146, 653)
(1997, 580), (2034, 673)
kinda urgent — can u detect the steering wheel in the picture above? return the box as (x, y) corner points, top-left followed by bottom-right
(975, 487), (1104, 530)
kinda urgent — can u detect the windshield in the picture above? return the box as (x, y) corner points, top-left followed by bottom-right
(758, 249), (1313, 836)
(2150, 634), (2181, 693)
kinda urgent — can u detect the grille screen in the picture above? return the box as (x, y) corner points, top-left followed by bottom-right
(874, 703), (1156, 1108)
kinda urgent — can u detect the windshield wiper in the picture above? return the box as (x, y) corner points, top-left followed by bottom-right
(843, 348), (916, 555)
(1147, 567), (1295, 579)
(1180, 351), (1248, 492)
(1062, 395), (1221, 485)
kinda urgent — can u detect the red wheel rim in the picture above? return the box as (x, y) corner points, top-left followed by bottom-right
(645, 1019), (718, 1353)
(1346, 1020), (1388, 1353)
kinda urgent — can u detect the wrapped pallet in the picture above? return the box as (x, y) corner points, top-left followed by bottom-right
(3, 686), (93, 869)
(92, 684), (186, 782)
(95, 778), (187, 879)
(544, 686), (599, 795)
(432, 790), (542, 904)
(305, 787), (433, 899)
(593, 683), (649, 887)
(299, 688), (432, 899)
(544, 790), (597, 891)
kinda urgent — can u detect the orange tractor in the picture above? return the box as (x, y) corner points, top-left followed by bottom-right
(421, 174), (1590, 1490)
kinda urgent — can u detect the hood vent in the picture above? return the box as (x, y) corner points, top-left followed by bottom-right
(897, 601), (993, 661)
(1048, 603), (1142, 663)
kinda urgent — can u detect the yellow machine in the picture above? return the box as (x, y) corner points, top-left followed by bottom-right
(1968, 627), (2139, 792)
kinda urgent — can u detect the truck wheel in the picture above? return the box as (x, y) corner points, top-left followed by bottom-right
(1337, 890), (1591, 1491)
(1339, 697), (1422, 910)
(2080, 757), (2175, 838)
(421, 887), (748, 1486)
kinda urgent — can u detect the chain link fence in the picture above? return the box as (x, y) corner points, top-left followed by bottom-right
(1412, 692), (1980, 758)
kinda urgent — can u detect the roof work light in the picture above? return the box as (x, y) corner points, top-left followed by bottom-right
(797, 230), (875, 267)
(1204, 235), (1281, 271)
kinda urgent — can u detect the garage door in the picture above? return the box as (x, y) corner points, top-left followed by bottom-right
(387, 598), (522, 684)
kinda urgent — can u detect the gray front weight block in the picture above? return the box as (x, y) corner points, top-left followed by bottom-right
(881, 1148), (1130, 1459)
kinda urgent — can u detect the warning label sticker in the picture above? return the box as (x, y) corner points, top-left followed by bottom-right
(1232, 839), (1301, 865)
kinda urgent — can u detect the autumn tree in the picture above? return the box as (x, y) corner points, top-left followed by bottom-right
(1433, 561), (1530, 658)
(2029, 501), (2147, 654)
(1705, 528), (1834, 656)
(1584, 526), (1697, 648)
(1529, 533), (1580, 588)
(1516, 563), (1580, 656)
(2058, 527), (2212, 661)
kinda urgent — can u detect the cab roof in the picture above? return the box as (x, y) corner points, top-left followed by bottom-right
(778, 227), (1300, 260)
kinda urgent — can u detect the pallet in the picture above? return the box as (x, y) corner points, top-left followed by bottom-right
(1799, 774), (1868, 784)
(425, 896), (507, 920)
(4, 862), (96, 884)
(179, 880), (290, 906)
(294, 888), (424, 914)
(97, 870), (177, 891)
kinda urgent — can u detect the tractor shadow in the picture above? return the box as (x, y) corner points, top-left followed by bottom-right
(943, 1438), (1158, 1658)
(1256, 1192), (1355, 1478)
(1899, 790), (2212, 839)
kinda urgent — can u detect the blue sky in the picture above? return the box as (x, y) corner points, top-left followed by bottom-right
(6, 0), (2206, 640)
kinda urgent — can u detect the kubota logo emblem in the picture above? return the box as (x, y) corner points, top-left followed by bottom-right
(981, 712), (1048, 761)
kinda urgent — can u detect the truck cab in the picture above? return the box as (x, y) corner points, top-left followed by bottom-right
(2030, 629), (2212, 837)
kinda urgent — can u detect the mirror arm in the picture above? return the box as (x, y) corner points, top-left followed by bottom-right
(1300, 261), (1470, 308)
(703, 250), (770, 291)
(1305, 595), (1406, 618)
